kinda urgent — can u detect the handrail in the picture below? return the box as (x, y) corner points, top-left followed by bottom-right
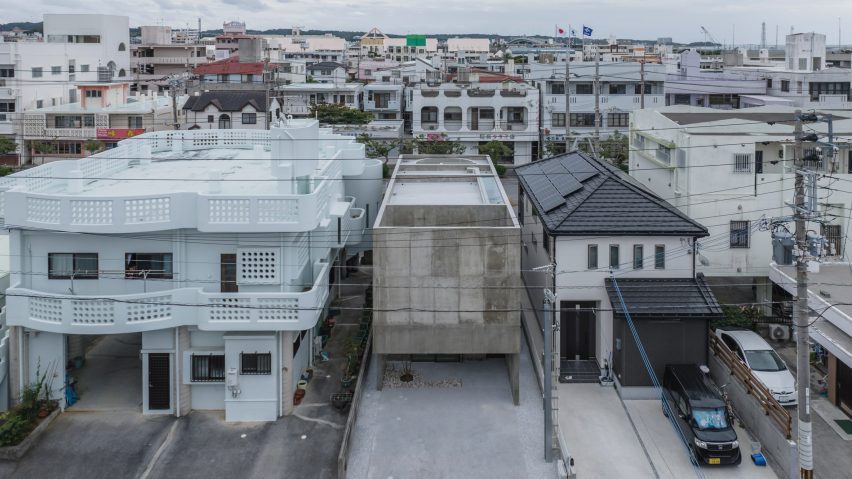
(709, 334), (792, 438)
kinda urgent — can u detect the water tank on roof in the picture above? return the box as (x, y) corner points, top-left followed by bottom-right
(772, 232), (794, 265)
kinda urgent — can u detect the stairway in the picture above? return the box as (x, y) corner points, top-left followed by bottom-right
(559, 359), (601, 384)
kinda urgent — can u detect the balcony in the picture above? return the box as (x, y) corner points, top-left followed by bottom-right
(421, 90), (440, 97)
(467, 89), (495, 97)
(365, 99), (401, 111)
(131, 57), (207, 66)
(41, 127), (97, 139)
(499, 121), (528, 131)
(499, 89), (526, 97)
(443, 91), (462, 98)
(6, 262), (331, 334)
(281, 104), (312, 115)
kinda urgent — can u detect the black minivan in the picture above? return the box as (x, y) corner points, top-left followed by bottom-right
(662, 364), (741, 465)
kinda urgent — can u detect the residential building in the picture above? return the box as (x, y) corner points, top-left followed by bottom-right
(306, 62), (346, 84)
(181, 91), (281, 130)
(215, 21), (253, 59)
(372, 154), (521, 403)
(629, 105), (852, 306)
(357, 28), (437, 62)
(266, 33), (347, 66)
(443, 38), (491, 64)
(0, 14), (130, 149)
(2, 117), (383, 421)
(187, 55), (273, 93)
(410, 79), (539, 165)
(277, 82), (363, 117)
(20, 82), (178, 164)
(517, 152), (720, 394)
(664, 50), (767, 108)
(770, 263), (852, 418)
(527, 61), (664, 150)
(364, 83), (404, 120)
(130, 25), (211, 94)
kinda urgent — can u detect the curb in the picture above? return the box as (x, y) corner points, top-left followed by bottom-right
(0, 408), (61, 461)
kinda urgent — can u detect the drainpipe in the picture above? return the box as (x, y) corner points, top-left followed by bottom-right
(174, 327), (180, 417)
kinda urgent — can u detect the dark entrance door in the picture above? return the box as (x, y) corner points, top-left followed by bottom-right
(220, 254), (238, 293)
(148, 353), (170, 410)
(560, 301), (597, 361)
(838, 360), (852, 417)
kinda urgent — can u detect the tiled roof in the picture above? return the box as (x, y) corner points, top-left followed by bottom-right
(193, 56), (266, 75)
(181, 91), (273, 112)
(516, 152), (708, 237)
(605, 274), (723, 319)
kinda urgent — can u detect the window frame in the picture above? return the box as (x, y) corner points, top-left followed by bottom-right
(190, 354), (226, 382)
(609, 244), (620, 270)
(730, 220), (751, 248)
(654, 245), (665, 269)
(124, 253), (174, 279)
(32, 67), (43, 78)
(241, 112), (257, 124)
(48, 253), (99, 279)
(127, 116), (143, 129)
(633, 244), (644, 270)
(240, 352), (272, 375)
(588, 244), (598, 269)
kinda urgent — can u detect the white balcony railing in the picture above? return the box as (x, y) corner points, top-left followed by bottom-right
(365, 99), (401, 111)
(6, 262), (331, 334)
(131, 57), (206, 66)
(42, 127), (97, 139)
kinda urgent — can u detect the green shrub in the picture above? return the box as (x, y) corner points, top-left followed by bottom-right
(0, 414), (34, 447)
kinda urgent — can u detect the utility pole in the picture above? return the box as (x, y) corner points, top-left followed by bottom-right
(793, 109), (813, 479)
(564, 36), (571, 154)
(639, 55), (646, 109)
(534, 263), (557, 464)
(593, 45), (600, 156)
(169, 77), (180, 130)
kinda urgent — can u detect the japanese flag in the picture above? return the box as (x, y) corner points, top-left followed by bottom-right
(556, 25), (566, 36)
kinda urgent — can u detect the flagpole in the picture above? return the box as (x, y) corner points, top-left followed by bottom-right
(564, 25), (571, 153)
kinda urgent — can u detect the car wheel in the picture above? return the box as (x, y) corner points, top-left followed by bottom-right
(733, 452), (742, 465)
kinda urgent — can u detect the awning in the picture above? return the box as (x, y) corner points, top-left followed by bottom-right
(605, 274), (723, 319)
(810, 318), (852, 367)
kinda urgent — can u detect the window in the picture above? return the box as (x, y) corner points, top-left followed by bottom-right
(54, 141), (82, 155)
(656, 145), (672, 164)
(575, 83), (593, 94)
(635, 84), (652, 94)
(633, 244), (644, 269)
(36, 100), (43, 108)
(0, 67), (14, 78)
(609, 245), (620, 269)
(84, 90), (102, 98)
(48, 253), (99, 279)
(551, 113), (565, 127)
(240, 352), (272, 375)
(730, 220), (750, 248)
(118, 42), (126, 52)
(781, 80), (790, 92)
(207, 115), (214, 123)
(608, 84), (626, 94)
(128, 116), (143, 128)
(80, 64), (89, 73)
(734, 153), (752, 172)
(32, 67), (43, 78)
(191, 354), (225, 382)
(587, 244), (598, 269)
(822, 224), (842, 256)
(242, 112), (257, 124)
(798, 58), (807, 70)
(550, 82), (565, 94)
(766, 79), (772, 89)
(569, 113), (595, 127)
(607, 113), (629, 128)
(634, 134), (645, 149)
(654, 245), (665, 269)
(125, 253), (173, 279)
(51, 66), (61, 75)
(479, 109), (495, 120)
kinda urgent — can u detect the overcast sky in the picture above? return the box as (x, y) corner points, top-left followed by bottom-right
(9, 0), (852, 45)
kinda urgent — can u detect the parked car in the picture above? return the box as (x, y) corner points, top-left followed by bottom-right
(662, 364), (741, 465)
(715, 328), (797, 405)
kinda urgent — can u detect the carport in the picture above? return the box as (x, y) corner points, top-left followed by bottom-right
(68, 333), (143, 411)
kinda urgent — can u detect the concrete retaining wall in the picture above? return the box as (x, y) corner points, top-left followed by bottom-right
(708, 354), (797, 479)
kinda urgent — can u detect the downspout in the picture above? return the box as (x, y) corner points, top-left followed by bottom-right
(174, 327), (180, 417)
(18, 328), (24, 400)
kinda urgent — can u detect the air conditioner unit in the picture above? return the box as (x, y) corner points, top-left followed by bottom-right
(768, 324), (790, 341)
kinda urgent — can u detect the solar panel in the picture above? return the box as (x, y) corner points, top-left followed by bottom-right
(538, 186), (566, 212)
(552, 174), (582, 197)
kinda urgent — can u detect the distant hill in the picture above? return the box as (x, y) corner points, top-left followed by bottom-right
(0, 21), (42, 33)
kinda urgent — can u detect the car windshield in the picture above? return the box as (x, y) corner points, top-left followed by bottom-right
(692, 407), (729, 430)
(744, 350), (787, 372)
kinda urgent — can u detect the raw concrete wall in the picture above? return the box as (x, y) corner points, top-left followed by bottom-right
(708, 353), (797, 479)
(373, 224), (520, 356)
(379, 204), (512, 228)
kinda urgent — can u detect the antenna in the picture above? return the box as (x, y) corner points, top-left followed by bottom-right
(761, 22), (766, 49)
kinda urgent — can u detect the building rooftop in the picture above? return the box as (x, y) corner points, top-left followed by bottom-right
(605, 275), (723, 319)
(517, 152), (708, 237)
(193, 56), (266, 75)
(27, 95), (175, 114)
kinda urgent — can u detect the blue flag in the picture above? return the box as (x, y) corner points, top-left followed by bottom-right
(583, 25), (593, 36)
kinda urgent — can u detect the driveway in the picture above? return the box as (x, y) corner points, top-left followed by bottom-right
(557, 384), (656, 478)
(624, 400), (778, 479)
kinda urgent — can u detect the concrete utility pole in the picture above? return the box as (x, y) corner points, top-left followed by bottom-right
(543, 296), (554, 462)
(169, 77), (180, 130)
(593, 45), (600, 156)
(793, 110), (813, 479)
(564, 37), (571, 153)
(639, 55), (645, 109)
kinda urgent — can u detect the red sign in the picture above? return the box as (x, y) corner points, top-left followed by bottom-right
(96, 128), (146, 140)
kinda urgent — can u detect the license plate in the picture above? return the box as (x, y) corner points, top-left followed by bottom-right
(709, 458), (721, 465)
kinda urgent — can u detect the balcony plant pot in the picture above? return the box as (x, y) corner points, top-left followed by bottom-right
(294, 388), (306, 406)
(340, 376), (355, 389)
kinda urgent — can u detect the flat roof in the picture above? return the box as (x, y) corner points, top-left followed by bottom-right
(774, 263), (852, 319)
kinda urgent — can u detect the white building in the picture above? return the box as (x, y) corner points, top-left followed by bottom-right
(1, 119), (383, 421)
(0, 14), (130, 147)
(266, 34), (347, 65)
(277, 82), (363, 117)
(364, 83), (404, 121)
(664, 50), (767, 108)
(410, 80), (539, 165)
(629, 105), (852, 306)
(131, 25), (211, 94)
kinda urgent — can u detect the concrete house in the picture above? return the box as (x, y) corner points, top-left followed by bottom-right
(517, 153), (723, 394)
(181, 91), (282, 130)
(306, 62), (347, 84)
(372, 155), (521, 403)
(1, 118), (383, 421)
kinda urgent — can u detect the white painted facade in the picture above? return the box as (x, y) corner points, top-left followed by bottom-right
(278, 82), (363, 117)
(410, 82), (539, 165)
(629, 105), (852, 278)
(1, 120), (383, 420)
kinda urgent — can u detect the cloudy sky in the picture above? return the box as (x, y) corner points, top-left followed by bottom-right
(9, 0), (852, 44)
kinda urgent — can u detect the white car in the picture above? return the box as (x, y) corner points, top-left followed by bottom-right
(715, 328), (797, 406)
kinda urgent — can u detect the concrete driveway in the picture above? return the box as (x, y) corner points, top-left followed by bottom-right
(557, 384), (656, 478)
(624, 400), (778, 479)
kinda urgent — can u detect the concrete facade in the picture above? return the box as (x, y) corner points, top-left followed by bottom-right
(372, 155), (521, 402)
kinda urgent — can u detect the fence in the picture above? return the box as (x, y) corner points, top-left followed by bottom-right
(709, 334), (792, 438)
(337, 330), (372, 479)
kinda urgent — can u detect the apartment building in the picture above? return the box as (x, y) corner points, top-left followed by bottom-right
(130, 25), (211, 94)
(277, 82), (363, 117)
(629, 105), (852, 307)
(266, 33), (347, 66)
(410, 79), (539, 165)
(214, 21), (252, 60)
(373, 154), (520, 403)
(306, 62), (346, 84)
(527, 61), (665, 149)
(664, 50), (767, 108)
(2, 117), (383, 421)
(364, 83), (404, 121)
(518, 152), (718, 392)
(187, 55), (273, 93)
(358, 28), (437, 62)
(0, 14), (130, 148)
(20, 82), (177, 164)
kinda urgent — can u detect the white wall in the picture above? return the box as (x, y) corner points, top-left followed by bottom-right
(224, 333), (278, 421)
